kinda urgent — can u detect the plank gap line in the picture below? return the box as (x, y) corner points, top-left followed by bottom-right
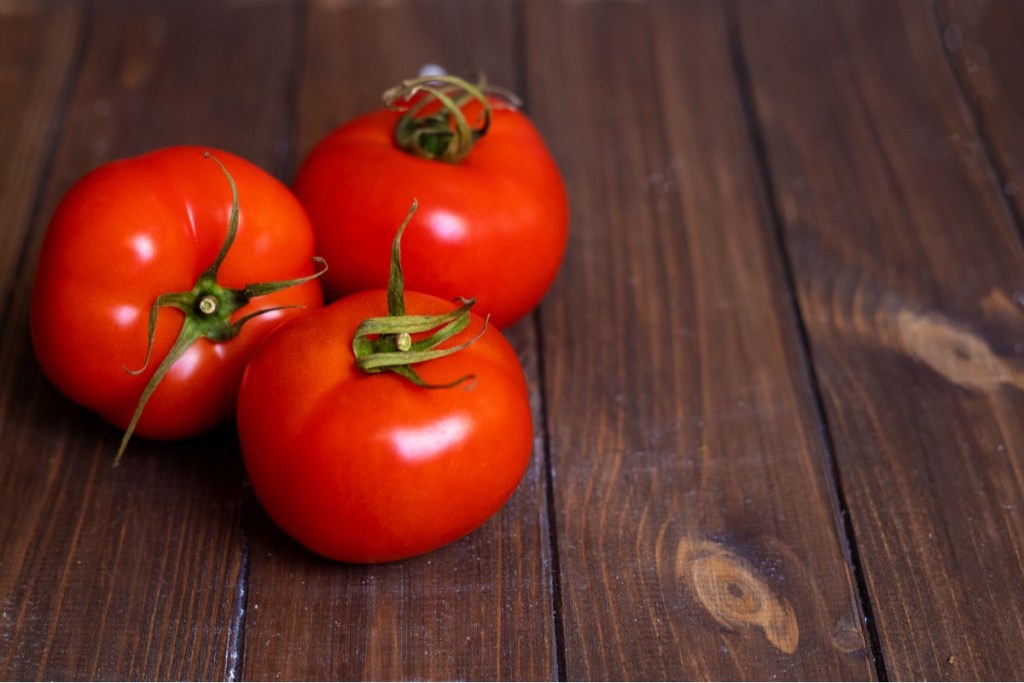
(516, 1), (566, 676)
(929, 0), (1024, 250)
(724, 2), (890, 680)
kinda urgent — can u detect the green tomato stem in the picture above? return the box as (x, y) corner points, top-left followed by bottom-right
(198, 295), (219, 315)
(351, 200), (487, 388)
(384, 74), (522, 164)
(115, 153), (328, 465)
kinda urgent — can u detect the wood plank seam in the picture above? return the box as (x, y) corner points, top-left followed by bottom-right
(278, 0), (310, 184)
(931, 0), (1024, 250)
(512, 0), (568, 674)
(723, 2), (889, 680)
(224, 521), (250, 682)
(231, 1), (306, 677)
(532, 306), (569, 683)
(0, 1), (91, 333)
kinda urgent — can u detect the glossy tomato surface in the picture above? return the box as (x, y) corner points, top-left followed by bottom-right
(237, 289), (533, 563)
(292, 102), (568, 329)
(31, 146), (323, 440)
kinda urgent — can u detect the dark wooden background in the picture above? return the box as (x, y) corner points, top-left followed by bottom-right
(2, 0), (1023, 680)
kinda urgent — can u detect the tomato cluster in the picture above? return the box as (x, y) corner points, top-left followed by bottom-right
(30, 73), (566, 563)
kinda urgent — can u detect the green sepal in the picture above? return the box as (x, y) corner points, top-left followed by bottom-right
(384, 73), (521, 164)
(115, 154), (328, 465)
(351, 200), (486, 389)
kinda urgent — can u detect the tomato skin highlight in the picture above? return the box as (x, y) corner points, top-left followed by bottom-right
(30, 146), (323, 440)
(292, 102), (569, 329)
(237, 290), (533, 563)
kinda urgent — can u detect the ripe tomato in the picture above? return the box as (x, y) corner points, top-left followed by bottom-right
(292, 74), (568, 329)
(237, 290), (532, 563)
(31, 146), (324, 454)
(237, 205), (533, 562)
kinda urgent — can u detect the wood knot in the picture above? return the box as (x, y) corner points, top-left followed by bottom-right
(831, 612), (866, 654)
(676, 537), (798, 654)
(896, 310), (1014, 392)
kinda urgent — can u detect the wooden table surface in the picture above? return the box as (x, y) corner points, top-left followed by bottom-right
(3, 0), (1024, 680)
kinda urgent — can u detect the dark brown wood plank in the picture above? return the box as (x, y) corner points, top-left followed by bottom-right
(240, 1), (557, 680)
(0, 1), (298, 678)
(738, 1), (1024, 679)
(938, 0), (1024, 225)
(0, 0), (80, 335)
(0, 2), (86, 677)
(293, 0), (522, 170)
(525, 1), (874, 679)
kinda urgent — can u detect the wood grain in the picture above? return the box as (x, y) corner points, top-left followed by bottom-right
(738, 0), (1024, 678)
(525, 1), (873, 679)
(239, 1), (557, 680)
(3, 0), (1022, 679)
(0, 1), (298, 678)
(0, 0), (80, 343)
(938, 0), (1024, 224)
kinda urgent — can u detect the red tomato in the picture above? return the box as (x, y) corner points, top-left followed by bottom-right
(31, 146), (323, 447)
(236, 289), (533, 563)
(292, 75), (568, 329)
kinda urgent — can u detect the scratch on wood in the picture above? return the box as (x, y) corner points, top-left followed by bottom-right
(675, 537), (798, 654)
